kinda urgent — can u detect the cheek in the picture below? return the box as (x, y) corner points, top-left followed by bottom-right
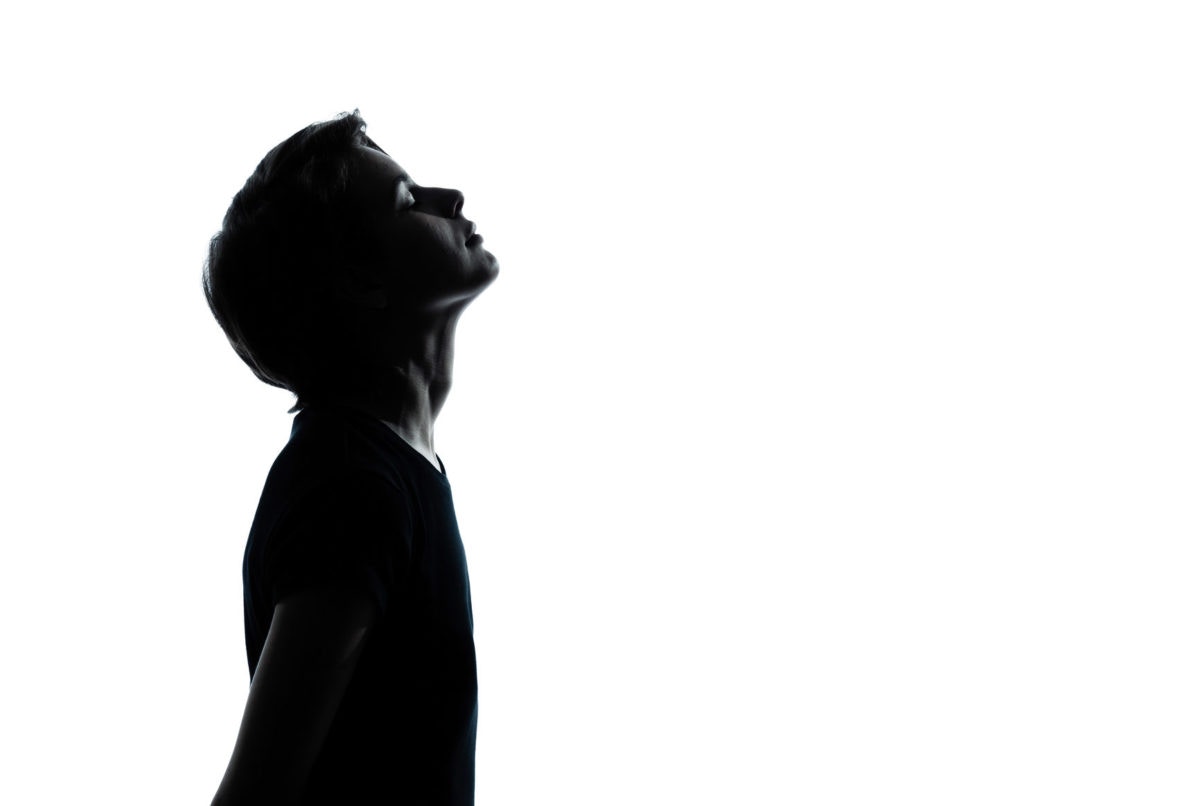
(403, 220), (464, 267)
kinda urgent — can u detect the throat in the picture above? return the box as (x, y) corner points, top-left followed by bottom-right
(388, 427), (440, 473)
(416, 445), (442, 473)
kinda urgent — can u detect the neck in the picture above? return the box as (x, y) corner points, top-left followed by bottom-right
(313, 310), (462, 469)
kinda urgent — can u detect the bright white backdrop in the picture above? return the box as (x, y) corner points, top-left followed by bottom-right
(1, 1), (1197, 803)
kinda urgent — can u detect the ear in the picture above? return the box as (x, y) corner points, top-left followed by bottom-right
(332, 270), (389, 310)
(336, 284), (389, 310)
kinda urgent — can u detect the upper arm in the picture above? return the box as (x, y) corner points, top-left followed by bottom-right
(213, 581), (378, 805)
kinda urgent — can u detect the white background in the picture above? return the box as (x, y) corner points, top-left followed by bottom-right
(1, 1), (1197, 803)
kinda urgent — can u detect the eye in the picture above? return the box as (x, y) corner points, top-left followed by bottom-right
(395, 177), (417, 210)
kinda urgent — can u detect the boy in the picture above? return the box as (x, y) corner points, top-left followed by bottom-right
(203, 110), (498, 805)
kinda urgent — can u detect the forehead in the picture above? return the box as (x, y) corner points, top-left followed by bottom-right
(351, 145), (410, 198)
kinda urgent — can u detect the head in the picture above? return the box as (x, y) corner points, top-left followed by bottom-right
(202, 110), (497, 410)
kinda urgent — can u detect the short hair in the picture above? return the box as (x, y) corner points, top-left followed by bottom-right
(201, 109), (386, 411)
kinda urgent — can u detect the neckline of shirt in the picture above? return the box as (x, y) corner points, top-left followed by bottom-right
(299, 405), (450, 482)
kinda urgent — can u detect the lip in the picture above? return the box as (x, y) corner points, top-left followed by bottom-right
(464, 219), (483, 246)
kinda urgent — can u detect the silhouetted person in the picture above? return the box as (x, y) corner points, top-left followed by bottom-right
(203, 110), (497, 805)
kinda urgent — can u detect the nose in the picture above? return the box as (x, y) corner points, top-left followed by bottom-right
(424, 187), (464, 218)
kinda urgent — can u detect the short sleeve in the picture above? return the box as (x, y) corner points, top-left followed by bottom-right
(264, 472), (413, 616)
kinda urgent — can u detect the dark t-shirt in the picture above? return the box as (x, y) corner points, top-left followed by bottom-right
(241, 404), (477, 805)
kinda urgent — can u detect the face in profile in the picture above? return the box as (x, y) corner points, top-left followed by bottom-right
(347, 145), (498, 314)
